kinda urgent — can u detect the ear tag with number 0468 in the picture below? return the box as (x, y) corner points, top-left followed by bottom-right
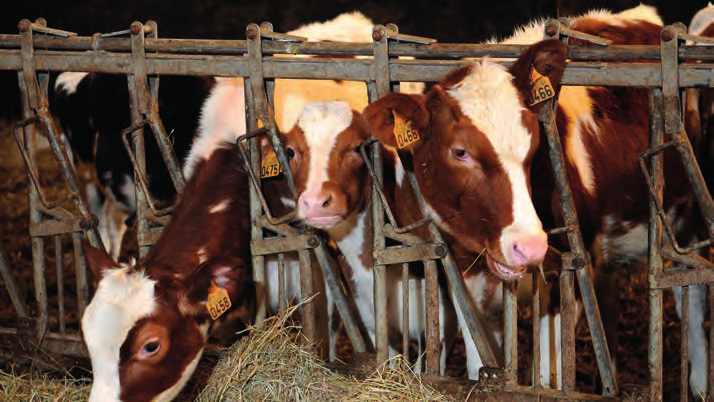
(526, 68), (555, 106)
(261, 149), (282, 178)
(206, 282), (232, 320)
(392, 111), (420, 149)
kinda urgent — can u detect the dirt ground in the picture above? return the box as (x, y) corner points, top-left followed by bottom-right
(0, 120), (705, 401)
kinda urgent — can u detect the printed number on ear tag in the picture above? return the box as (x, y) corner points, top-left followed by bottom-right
(526, 68), (555, 106)
(393, 111), (420, 149)
(206, 282), (232, 320)
(261, 149), (282, 178)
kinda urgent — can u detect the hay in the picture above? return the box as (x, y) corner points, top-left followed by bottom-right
(0, 369), (90, 401)
(197, 304), (454, 402)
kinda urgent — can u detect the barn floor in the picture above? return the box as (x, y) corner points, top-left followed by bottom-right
(0, 122), (705, 401)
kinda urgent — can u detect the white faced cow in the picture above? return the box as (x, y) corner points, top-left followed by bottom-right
(365, 4), (709, 395)
(82, 144), (259, 402)
(185, 11), (424, 362)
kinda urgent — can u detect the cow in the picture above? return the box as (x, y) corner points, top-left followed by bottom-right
(184, 10), (424, 362)
(81, 143), (258, 402)
(364, 4), (709, 395)
(51, 72), (216, 260)
(275, 100), (458, 374)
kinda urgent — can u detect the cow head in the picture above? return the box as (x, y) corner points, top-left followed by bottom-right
(81, 242), (251, 402)
(364, 40), (567, 280)
(278, 100), (370, 231)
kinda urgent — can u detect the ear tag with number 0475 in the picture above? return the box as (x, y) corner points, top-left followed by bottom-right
(206, 281), (232, 320)
(392, 111), (420, 149)
(261, 149), (282, 178)
(526, 68), (555, 106)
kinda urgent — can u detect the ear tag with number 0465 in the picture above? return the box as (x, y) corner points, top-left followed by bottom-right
(393, 111), (420, 149)
(206, 281), (232, 320)
(261, 149), (282, 178)
(526, 68), (555, 106)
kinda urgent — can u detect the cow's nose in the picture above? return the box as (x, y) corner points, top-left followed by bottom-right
(510, 232), (548, 267)
(299, 189), (338, 218)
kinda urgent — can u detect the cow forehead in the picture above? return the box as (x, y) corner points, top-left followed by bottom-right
(446, 61), (533, 162)
(297, 100), (353, 153)
(82, 267), (156, 398)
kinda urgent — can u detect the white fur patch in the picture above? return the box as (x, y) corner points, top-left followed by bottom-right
(298, 101), (353, 199)
(82, 267), (156, 402)
(153, 349), (204, 402)
(447, 61), (544, 265)
(209, 199), (231, 213)
(184, 78), (246, 178)
(559, 87), (597, 194)
(689, 3), (714, 44)
(55, 72), (88, 94)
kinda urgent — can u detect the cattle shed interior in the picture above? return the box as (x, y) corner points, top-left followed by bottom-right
(2, 1), (714, 401)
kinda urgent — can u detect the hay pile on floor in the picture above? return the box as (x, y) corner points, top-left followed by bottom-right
(0, 370), (90, 401)
(197, 304), (454, 402)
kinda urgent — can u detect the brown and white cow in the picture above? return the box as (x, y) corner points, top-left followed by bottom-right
(184, 11), (424, 362)
(280, 100), (457, 373)
(81, 144), (260, 402)
(365, 4), (709, 393)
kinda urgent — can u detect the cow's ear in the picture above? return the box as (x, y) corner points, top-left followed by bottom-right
(363, 92), (429, 153)
(508, 39), (568, 113)
(82, 239), (118, 284)
(181, 257), (252, 319)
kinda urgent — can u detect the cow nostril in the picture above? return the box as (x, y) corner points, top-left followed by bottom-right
(322, 195), (333, 208)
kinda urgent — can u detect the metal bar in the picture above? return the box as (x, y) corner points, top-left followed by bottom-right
(54, 235), (65, 335)
(298, 249), (315, 347)
(250, 234), (318, 255)
(504, 279), (518, 385)
(278, 252), (286, 315)
(0, 246), (28, 317)
(312, 242), (366, 353)
(374, 243), (447, 265)
(532, 273), (541, 387)
(245, 79), (267, 325)
(424, 259), (439, 376)
(681, 286), (690, 402)
(402, 262), (409, 364)
(647, 87), (665, 402)
(539, 95), (617, 394)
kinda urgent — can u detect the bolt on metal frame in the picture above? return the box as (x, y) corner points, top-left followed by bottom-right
(0, 16), (713, 401)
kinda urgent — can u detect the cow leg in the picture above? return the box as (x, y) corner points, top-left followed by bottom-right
(673, 284), (709, 400)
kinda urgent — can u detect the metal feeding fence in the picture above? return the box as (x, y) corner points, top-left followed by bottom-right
(1, 15), (714, 401)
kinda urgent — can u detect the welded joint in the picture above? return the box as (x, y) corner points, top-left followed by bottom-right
(561, 251), (588, 271)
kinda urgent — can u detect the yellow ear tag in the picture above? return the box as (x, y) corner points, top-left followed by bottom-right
(392, 111), (420, 149)
(206, 281), (232, 320)
(261, 149), (282, 178)
(525, 68), (555, 106)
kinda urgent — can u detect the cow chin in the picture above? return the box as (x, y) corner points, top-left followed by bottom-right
(486, 255), (527, 281)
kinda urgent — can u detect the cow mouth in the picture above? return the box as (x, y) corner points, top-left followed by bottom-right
(302, 215), (343, 229)
(486, 256), (527, 281)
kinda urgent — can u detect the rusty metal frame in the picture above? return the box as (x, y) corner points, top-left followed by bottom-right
(1, 15), (714, 402)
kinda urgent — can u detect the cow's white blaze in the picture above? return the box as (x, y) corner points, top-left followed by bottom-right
(447, 61), (544, 267)
(297, 101), (352, 204)
(82, 267), (156, 402)
(55, 72), (89, 95)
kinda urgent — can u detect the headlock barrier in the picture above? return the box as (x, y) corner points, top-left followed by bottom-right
(1, 14), (714, 401)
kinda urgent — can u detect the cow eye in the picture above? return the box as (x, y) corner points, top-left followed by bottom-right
(139, 338), (161, 358)
(451, 147), (469, 161)
(286, 147), (295, 159)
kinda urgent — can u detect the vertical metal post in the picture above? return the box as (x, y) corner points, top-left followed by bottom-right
(72, 231), (89, 316)
(402, 262), (410, 363)
(681, 286), (690, 402)
(648, 88), (665, 402)
(532, 273), (541, 387)
(299, 249), (316, 347)
(371, 24), (391, 367)
(424, 259), (440, 375)
(504, 279), (518, 385)
(55, 235), (65, 335)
